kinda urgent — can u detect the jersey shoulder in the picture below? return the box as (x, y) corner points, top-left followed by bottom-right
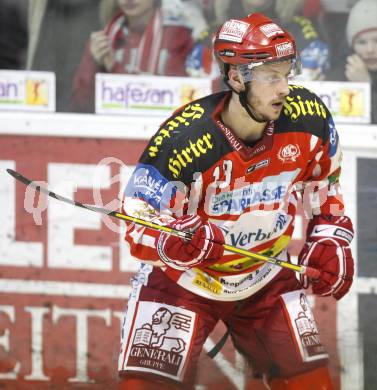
(276, 84), (331, 142)
(145, 92), (226, 160)
(139, 92), (234, 183)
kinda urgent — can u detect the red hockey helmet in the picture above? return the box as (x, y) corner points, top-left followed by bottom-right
(214, 13), (301, 81)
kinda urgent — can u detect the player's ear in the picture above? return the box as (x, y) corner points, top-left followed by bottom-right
(227, 67), (245, 93)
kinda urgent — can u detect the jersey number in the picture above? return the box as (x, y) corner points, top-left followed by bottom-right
(213, 160), (232, 189)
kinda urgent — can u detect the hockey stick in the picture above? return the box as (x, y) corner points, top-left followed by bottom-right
(6, 168), (320, 278)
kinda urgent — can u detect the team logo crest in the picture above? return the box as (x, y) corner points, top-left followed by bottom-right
(123, 302), (196, 380)
(278, 144), (300, 162)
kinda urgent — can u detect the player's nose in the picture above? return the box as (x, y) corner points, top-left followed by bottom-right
(276, 77), (290, 97)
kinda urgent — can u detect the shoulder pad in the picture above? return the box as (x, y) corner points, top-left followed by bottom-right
(277, 85), (330, 141)
(147, 92), (226, 159)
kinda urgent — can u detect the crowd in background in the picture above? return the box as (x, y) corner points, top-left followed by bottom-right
(0, 0), (376, 122)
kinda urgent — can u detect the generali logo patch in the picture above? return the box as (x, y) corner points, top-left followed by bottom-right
(219, 19), (250, 43)
(278, 144), (300, 162)
(281, 290), (328, 363)
(275, 42), (294, 57)
(124, 302), (196, 380)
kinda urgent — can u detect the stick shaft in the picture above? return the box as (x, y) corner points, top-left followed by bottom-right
(7, 168), (311, 275)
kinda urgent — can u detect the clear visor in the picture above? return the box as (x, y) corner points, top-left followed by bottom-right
(239, 53), (302, 84)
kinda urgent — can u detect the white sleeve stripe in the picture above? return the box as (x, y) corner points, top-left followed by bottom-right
(178, 215), (202, 230)
(201, 224), (213, 252)
(331, 246), (345, 292)
(332, 277), (345, 295)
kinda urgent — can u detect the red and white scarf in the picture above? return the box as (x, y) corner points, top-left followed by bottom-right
(105, 9), (164, 74)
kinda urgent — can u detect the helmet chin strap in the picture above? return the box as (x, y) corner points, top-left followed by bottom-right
(225, 80), (267, 124)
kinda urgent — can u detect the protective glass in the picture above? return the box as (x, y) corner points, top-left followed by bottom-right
(239, 54), (302, 83)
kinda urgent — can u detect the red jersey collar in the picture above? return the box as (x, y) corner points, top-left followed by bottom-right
(213, 92), (275, 161)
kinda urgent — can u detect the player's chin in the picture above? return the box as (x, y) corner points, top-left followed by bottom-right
(264, 110), (281, 121)
(254, 106), (281, 122)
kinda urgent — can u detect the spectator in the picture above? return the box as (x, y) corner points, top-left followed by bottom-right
(347, 0), (377, 123)
(320, 0), (359, 72)
(27, 0), (102, 112)
(71, 0), (194, 113)
(326, 0), (377, 124)
(179, 0), (209, 41)
(187, 0), (330, 83)
(0, 0), (28, 69)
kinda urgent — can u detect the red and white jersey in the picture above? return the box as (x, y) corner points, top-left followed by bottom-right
(122, 85), (344, 301)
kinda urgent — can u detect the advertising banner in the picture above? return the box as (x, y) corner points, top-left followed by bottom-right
(95, 74), (212, 116)
(0, 71), (55, 112)
(297, 80), (371, 124)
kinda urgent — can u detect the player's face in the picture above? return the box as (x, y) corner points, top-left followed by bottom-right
(247, 60), (291, 121)
(353, 30), (377, 71)
(117, 0), (156, 16)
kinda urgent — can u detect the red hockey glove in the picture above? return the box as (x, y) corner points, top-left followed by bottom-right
(157, 215), (224, 270)
(298, 215), (354, 300)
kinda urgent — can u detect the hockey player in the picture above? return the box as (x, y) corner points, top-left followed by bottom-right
(118, 12), (354, 390)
